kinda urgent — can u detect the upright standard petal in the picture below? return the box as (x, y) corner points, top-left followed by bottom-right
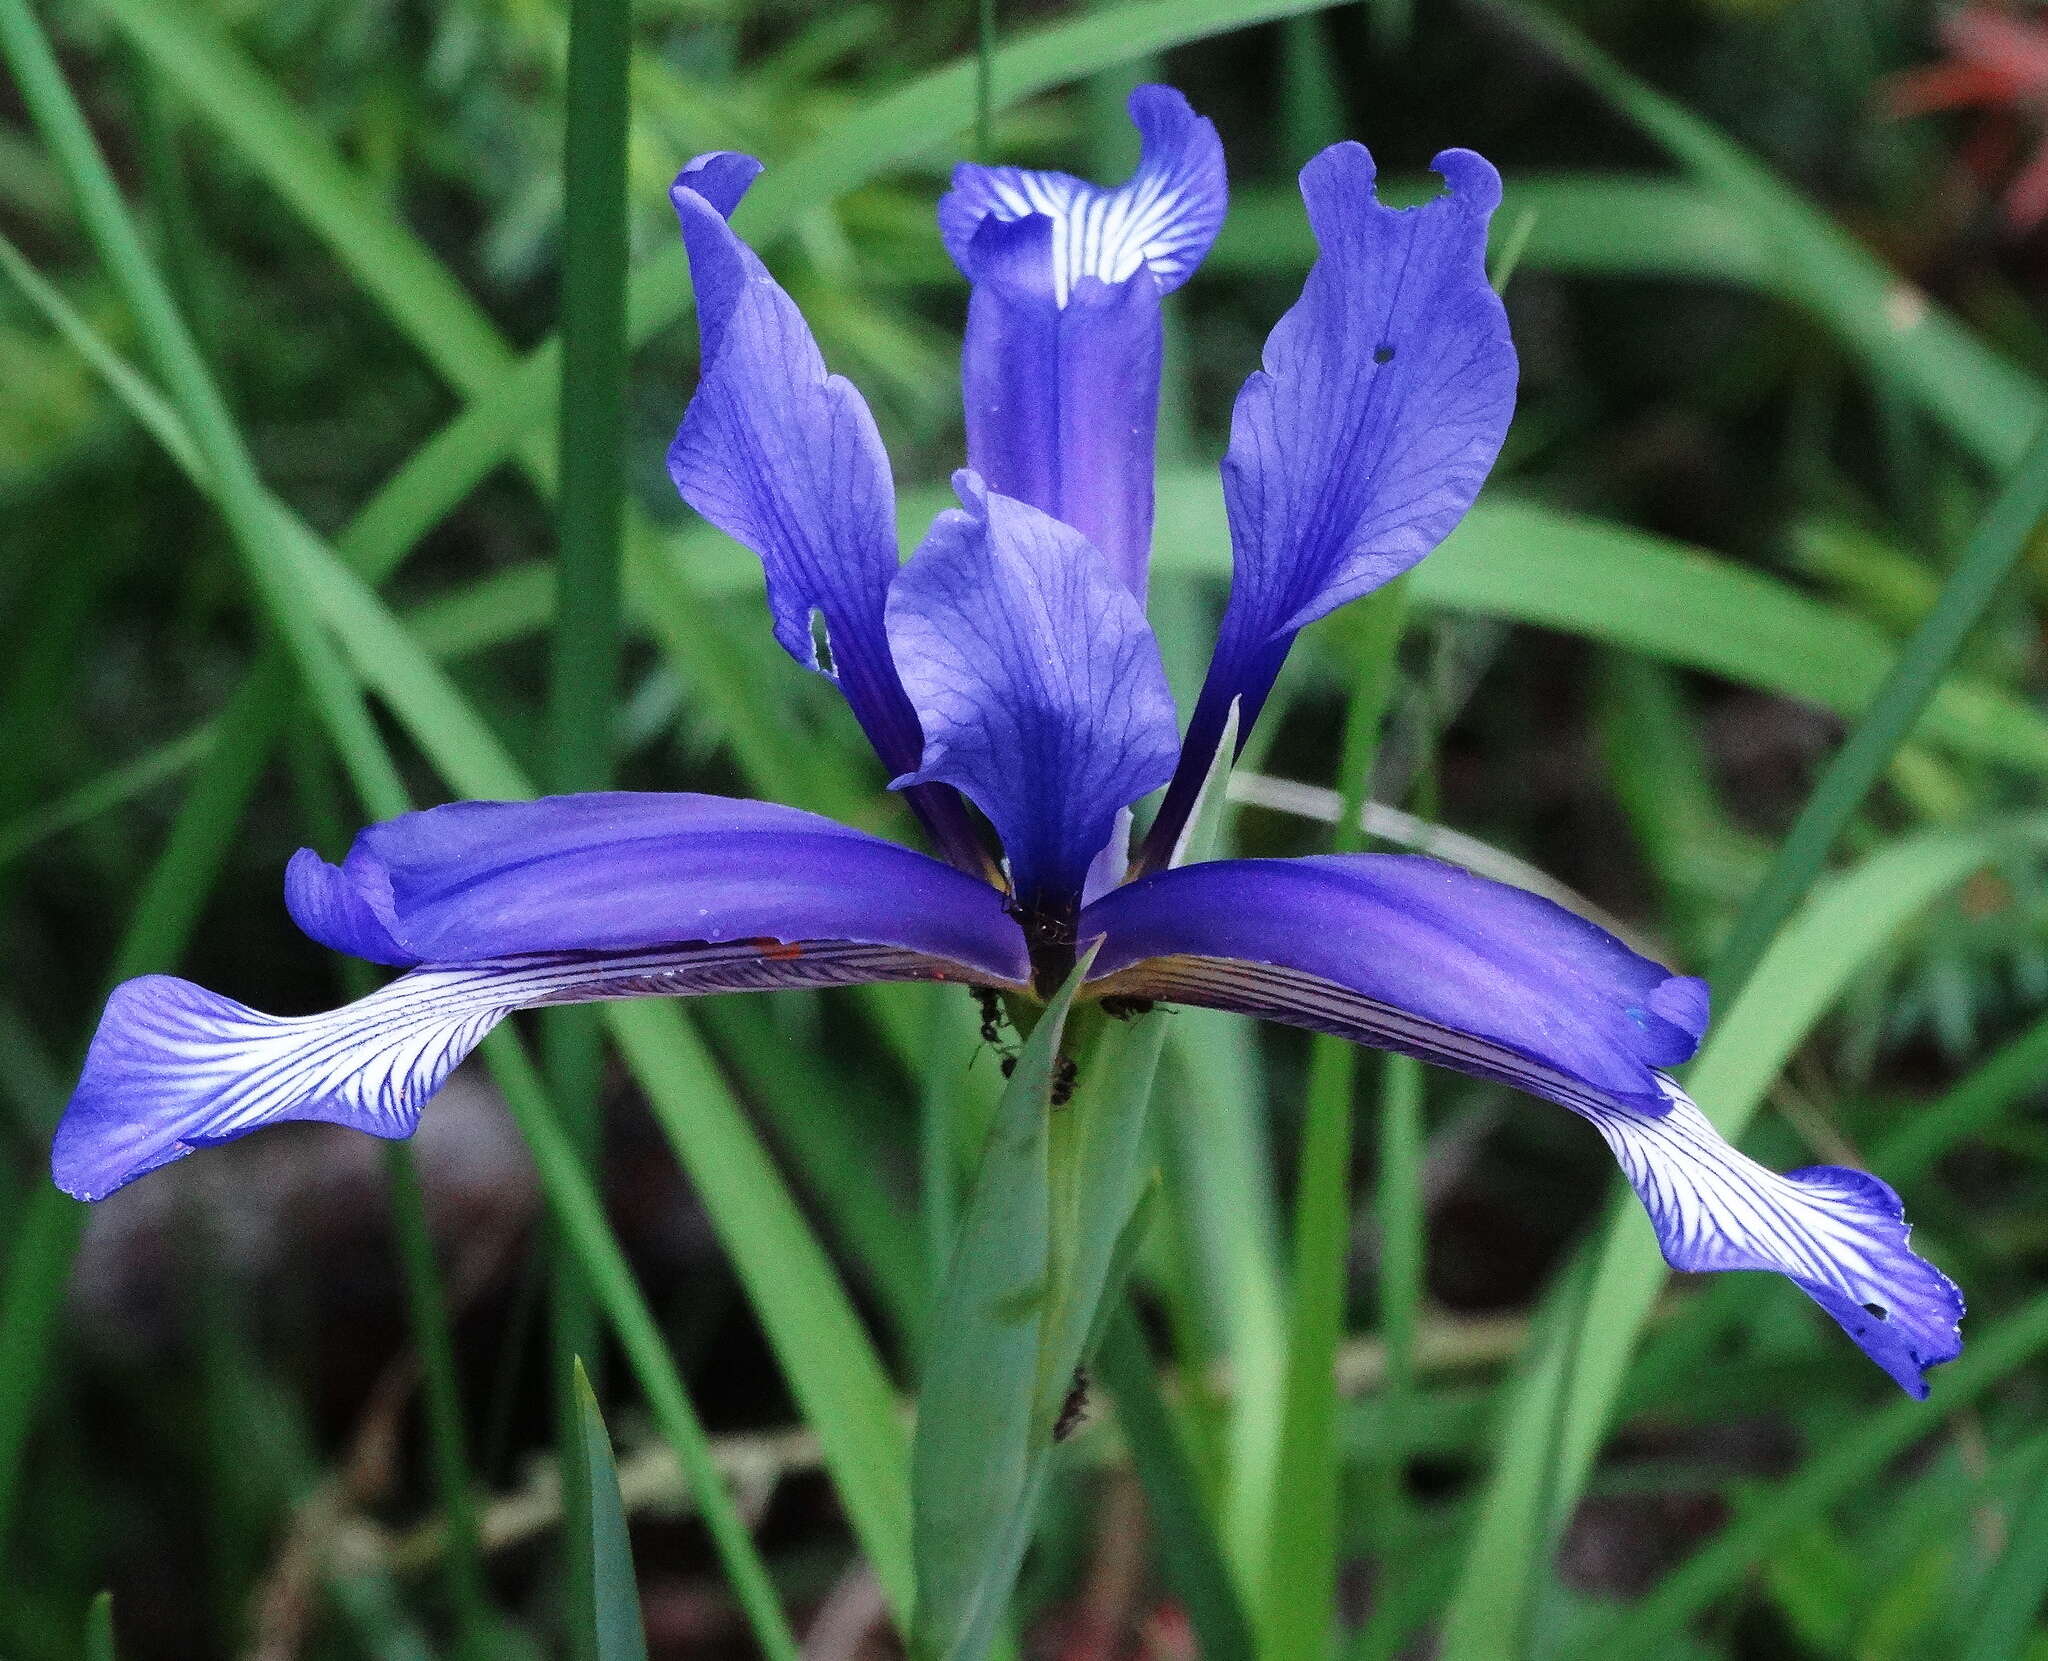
(1143, 144), (1515, 867)
(1081, 854), (1960, 1393)
(54, 795), (1030, 1201)
(667, 155), (984, 872)
(887, 475), (1179, 969)
(939, 86), (1226, 598)
(1585, 1081), (1963, 1397)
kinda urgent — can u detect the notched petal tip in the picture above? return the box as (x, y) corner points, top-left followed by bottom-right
(1779, 1163), (1964, 1399)
(1428, 146), (1505, 215)
(939, 81), (1224, 297)
(671, 151), (764, 222)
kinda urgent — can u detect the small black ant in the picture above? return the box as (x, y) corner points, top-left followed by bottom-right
(973, 985), (1008, 1048)
(1050, 1056), (1078, 1106)
(1099, 996), (1155, 1020)
(1052, 1367), (1090, 1442)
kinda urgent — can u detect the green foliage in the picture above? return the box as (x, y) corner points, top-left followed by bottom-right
(7, 0), (2048, 1658)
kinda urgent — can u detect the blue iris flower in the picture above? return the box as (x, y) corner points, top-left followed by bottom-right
(53, 88), (1961, 1397)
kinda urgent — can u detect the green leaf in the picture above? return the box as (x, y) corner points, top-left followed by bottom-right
(1152, 481), (2048, 774)
(1957, 1442), (2048, 1661)
(572, 1362), (650, 1661)
(912, 940), (1178, 1661)
(1709, 420), (2048, 998)
(483, 1033), (799, 1661)
(608, 1000), (916, 1619)
(911, 961), (1084, 1661)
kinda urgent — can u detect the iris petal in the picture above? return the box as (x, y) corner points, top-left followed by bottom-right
(938, 84), (1225, 302)
(1143, 142), (1516, 866)
(1587, 1081), (1963, 1397)
(1083, 853), (1702, 1109)
(54, 940), (985, 1203)
(667, 155), (984, 871)
(888, 475), (1180, 942)
(1082, 853), (1960, 1393)
(53, 795), (1031, 1200)
(285, 792), (1027, 978)
(940, 86), (1225, 598)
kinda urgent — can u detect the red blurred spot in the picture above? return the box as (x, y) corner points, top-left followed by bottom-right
(1885, 4), (2048, 230)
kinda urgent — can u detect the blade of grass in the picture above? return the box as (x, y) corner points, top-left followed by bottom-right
(1155, 482), (2048, 776)
(1873, 1006), (2048, 1186)
(1956, 1438), (2048, 1661)
(572, 1361), (651, 1661)
(84, 1591), (115, 1661)
(1710, 420), (2048, 1000)
(0, 660), (285, 1548)
(1154, 1008), (1286, 1582)
(910, 958), (1087, 1661)
(1581, 1288), (2048, 1659)
(484, 1032), (799, 1661)
(608, 998), (917, 1620)
(6, 34), (509, 1644)
(1260, 583), (1409, 1661)
(1096, 1306), (1257, 1661)
(548, 0), (632, 1646)
(0, 0), (405, 820)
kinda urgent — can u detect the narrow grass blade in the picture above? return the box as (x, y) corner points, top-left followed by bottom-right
(88, 0), (511, 388)
(1259, 585), (1409, 1661)
(84, 1591), (116, 1661)
(572, 1361), (650, 1661)
(1582, 1289), (2048, 1659)
(484, 1031), (800, 1661)
(1957, 1440), (2048, 1661)
(1484, 0), (2047, 474)
(549, 0), (633, 1645)
(608, 1000), (916, 1620)
(1711, 421), (2048, 1000)
(1150, 481), (2048, 775)
(0, 0), (407, 821)
(384, 1144), (493, 1656)
(1096, 1307), (1257, 1661)
(1874, 1006), (2048, 1185)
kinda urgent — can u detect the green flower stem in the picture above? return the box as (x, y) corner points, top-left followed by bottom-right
(549, 0), (632, 1646)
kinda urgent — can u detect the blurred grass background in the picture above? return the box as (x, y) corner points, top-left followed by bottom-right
(7, 0), (2048, 1656)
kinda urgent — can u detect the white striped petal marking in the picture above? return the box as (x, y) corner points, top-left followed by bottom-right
(1583, 1079), (1963, 1397)
(56, 941), (983, 1201)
